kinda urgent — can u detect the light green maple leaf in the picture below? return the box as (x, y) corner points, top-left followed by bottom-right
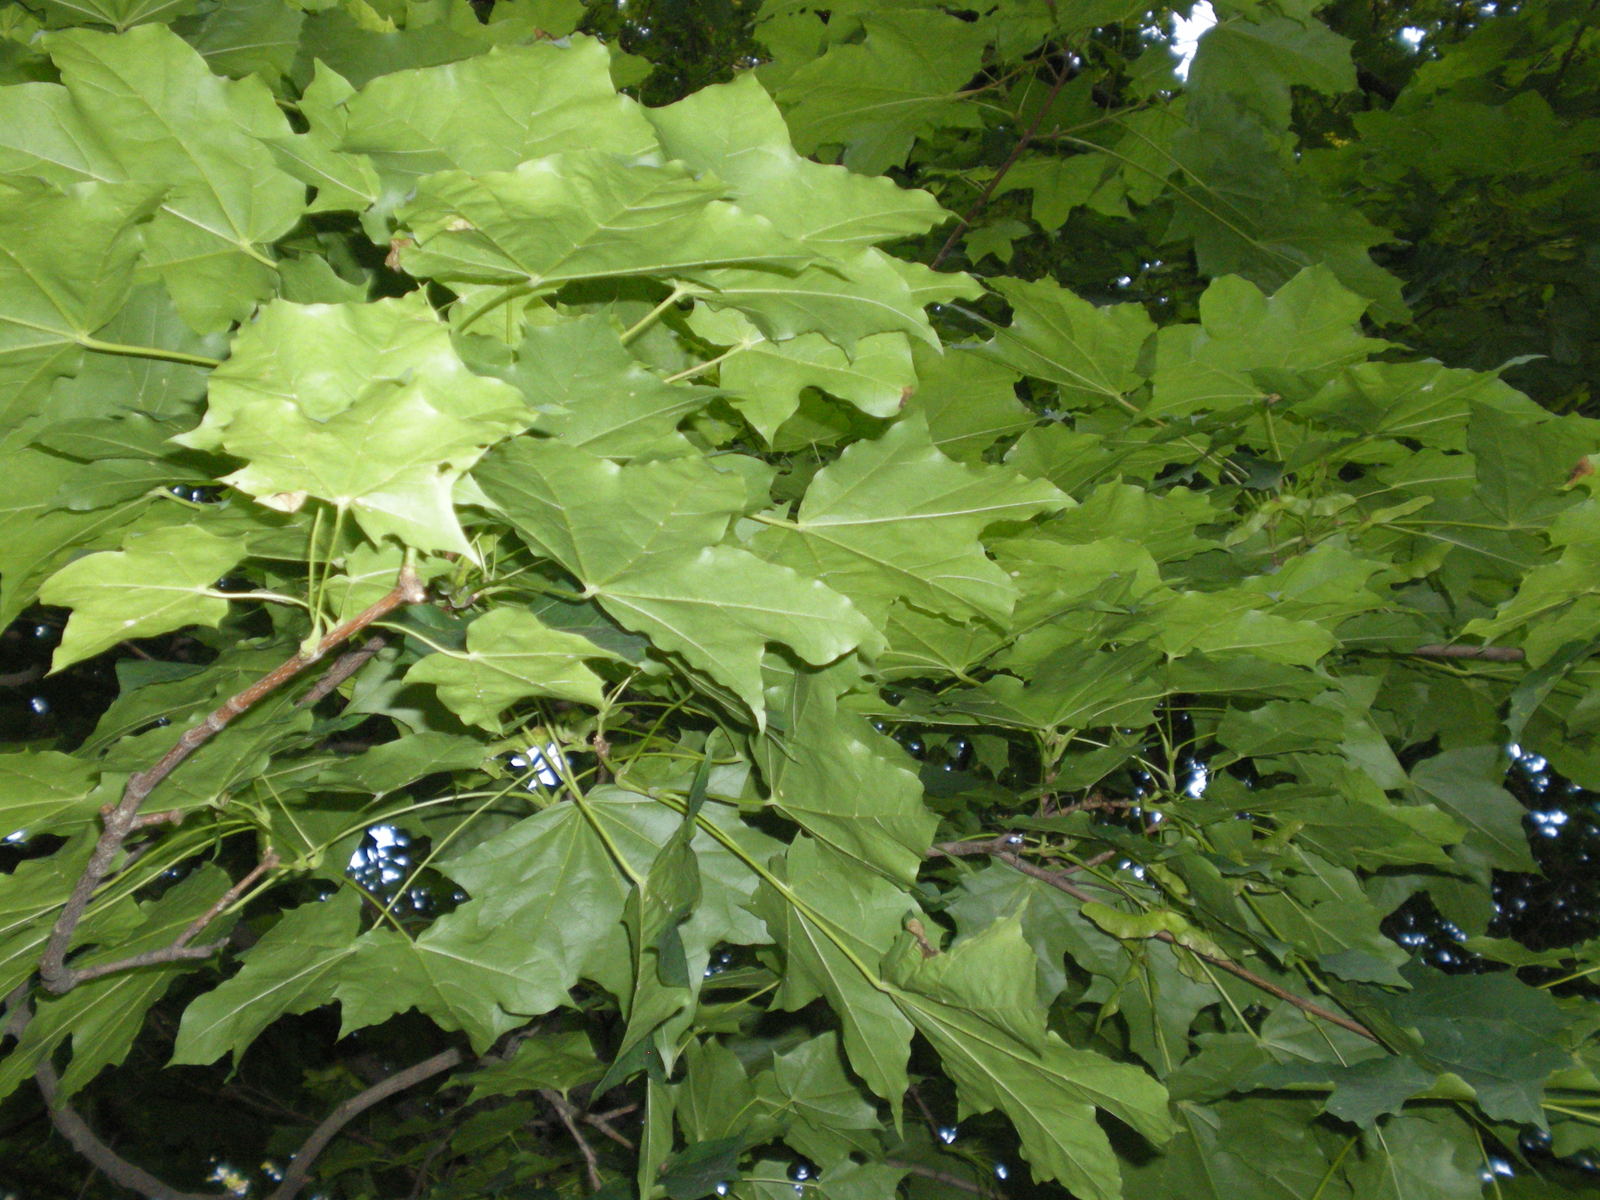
(1187, 13), (1355, 128)
(347, 789), (773, 1051)
(0, 24), (306, 331)
(260, 63), (379, 216)
(476, 439), (752, 584)
(0, 447), (147, 630)
(396, 153), (808, 298)
(478, 439), (875, 720)
(1133, 590), (1337, 667)
(981, 276), (1155, 410)
(337, 37), (657, 198)
(887, 920), (1171, 1200)
(34, 0), (197, 29)
(646, 72), (953, 253)
(176, 295), (529, 554)
(40, 524), (244, 671)
(337, 919), (547, 1052)
(494, 314), (718, 458)
(1149, 267), (1383, 420)
(405, 607), (619, 729)
(596, 544), (881, 724)
(752, 835), (914, 1115)
(752, 415), (1070, 624)
(906, 344), (1032, 464)
(688, 305), (914, 439)
(688, 247), (944, 355)
(0, 180), (160, 435)
(757, 660), (935, 883)
(0, 751), (98, 840)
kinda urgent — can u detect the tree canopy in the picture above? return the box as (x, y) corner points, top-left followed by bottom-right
(2, 1), (1600, 1198)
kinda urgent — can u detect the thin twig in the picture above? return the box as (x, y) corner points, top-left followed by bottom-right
(542, 1088), (604, 1191)
(0, 664), (44, 688)
(405, 1132), (454, 1200)
(1412, 644), (1524, 662)
(295, 635), (388, 708)
(1556, 0), (1600, 83)
(40, 569), (425, 995)
(581, 1103), (638, 1151)
(935, 836), (1117, 876)
(887, 1158), (996, 1197)
(266, 1047), (465, 1200)
(61, 852), (280, 988)
(931, 51), (1074, 270)
(929, 839), (1379, 1042)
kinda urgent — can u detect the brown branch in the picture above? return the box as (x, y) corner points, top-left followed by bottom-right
(266, 1046), (465, 1200)
(928, 839), (1379, 1042)
(930, 52), (1074, 270)
(1412, 644), (1525, 662)
(581, 1103), (638, 1151)
(60, 852), (280, 988)
(405, 1132), (454, 1200)
(36, 1058), (225, 1200)
(542, 1088), (603, 1191)
(12, 988), (220, 1200)
(40, 568), (425, 996)
(887, 1158), (996, 1197)
(1556, 0), (1600, 83)
(295, 635), (389, 708)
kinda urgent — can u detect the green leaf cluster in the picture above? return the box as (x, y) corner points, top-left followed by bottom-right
(1, 2), (1598, 1198)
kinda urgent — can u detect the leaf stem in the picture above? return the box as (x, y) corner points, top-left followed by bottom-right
(660, 789), (889, 987)
(77, 336), (222, 368)
(663, 339), (754, 384)
(620, 285), (688, 345)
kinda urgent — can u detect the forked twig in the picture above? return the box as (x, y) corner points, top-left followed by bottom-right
(59, 852), (281, 988)
(542, 1088), (604, 1191)
(40, 569), (425, 995)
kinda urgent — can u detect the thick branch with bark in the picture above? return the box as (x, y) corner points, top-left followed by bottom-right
(35, 1058), (224, 1200)
(1411, 643), (1525, 662)
(8, 978), (466, 1200)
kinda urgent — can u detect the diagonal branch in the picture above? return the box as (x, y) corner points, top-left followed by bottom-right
(40, 568), (425, 996)
(295, 635), (390, 709)
(58, 852), (280, 988)
(930, 837), (1379, 1042)
(542, 1088), (604, 1191)
(15, 974), (466, 1200)
(931, 50), (1075, 270)
(266, 1047), (465, 1200)
(35, 1057), (226, 1200)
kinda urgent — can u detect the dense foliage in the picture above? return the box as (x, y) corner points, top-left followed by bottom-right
(2, 1), (1600, 1198)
